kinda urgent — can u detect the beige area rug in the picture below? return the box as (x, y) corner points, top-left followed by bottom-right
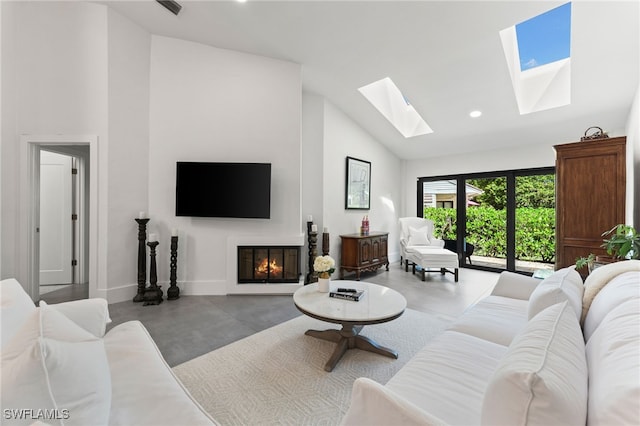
(173, 309), (452, 426)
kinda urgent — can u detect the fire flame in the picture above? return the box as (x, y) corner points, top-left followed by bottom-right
(256, 258), (283, 276)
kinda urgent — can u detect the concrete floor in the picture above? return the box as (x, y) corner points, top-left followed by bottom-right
(37, 262), (500, 366)
(104, 262), (499, 366)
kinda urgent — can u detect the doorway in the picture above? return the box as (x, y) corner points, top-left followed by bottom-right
(21, 135), (96, 303)
(38, 147), (89, 301)
(418, 167), (555, 275)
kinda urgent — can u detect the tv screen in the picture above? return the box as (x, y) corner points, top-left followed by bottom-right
(176, 162), (271, 219)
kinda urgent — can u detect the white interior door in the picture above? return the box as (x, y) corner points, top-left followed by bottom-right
(39, 150), (73, 285)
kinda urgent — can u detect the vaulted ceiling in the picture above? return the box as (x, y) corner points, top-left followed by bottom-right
(102, 0), (639, 160)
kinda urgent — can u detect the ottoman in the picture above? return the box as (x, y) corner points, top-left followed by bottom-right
(405, 247), (459, 282)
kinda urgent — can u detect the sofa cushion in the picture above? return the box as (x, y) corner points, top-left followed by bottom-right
(1, 305), (111, 426)
(104, 320), (215, 426)
(585, 297), (640, 425)
(527, 266), (583, 321)
(481, 301), (587, 426)
(1, 278), (37, 348)
(386, 330), (508, 425)
(449, 295), (528, 346)
(407, 225), (430, 246)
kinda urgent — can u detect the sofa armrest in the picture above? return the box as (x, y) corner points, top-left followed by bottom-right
(491, 271), (540, 300)
(40, 298), (111, 338)
(340, 378), (449, 426)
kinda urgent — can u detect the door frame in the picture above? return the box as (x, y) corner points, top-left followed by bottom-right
(417, 166), (555, 274)
(20, 135), (98, 301)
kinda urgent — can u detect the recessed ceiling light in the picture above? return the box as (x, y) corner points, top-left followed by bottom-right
(469, 110), (482, 118)
(237, 0), (247, 2)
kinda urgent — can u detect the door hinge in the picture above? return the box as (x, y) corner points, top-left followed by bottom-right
(72, 168), (78, 175)
(71, 259), (77, 266)
(72, 214), (78, 221)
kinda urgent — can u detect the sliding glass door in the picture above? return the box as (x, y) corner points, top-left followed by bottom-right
(419, 168), (555, 275)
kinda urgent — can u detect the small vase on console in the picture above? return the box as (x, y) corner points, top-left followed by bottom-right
(317, 276), (331, 293)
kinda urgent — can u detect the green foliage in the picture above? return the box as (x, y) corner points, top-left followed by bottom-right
(516, 175), (555, 208)
(423, 206), (555, 263)
(467, 175), (555, 210)
(601, 224), (639, 259)
(468, 178), (506, 210)
(515, 208), (556, 262)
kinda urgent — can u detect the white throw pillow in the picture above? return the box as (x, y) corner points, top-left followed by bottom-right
(527, 266), (583, 321)
(407, 226), (430, 246)
(481, 302), (588, 426)
(39, 299), (112, 338)
(1, 305), (111, 426)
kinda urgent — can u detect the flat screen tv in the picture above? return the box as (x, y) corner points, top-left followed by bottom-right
(176, 162), (271, 219)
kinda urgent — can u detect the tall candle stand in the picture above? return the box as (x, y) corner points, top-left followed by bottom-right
(167, 236), (180, 300)
(133, 218), (149, 302)
(143, 241), (163, 305)
(322, 231), (330, 256)
(305, 221), (318, 284)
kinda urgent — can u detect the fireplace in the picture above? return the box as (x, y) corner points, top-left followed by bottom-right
(238, 246), (301, 283)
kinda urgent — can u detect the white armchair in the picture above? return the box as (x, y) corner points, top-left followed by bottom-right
(398, 217), (445, 269)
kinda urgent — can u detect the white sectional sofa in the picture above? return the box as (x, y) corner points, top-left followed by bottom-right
(0, 278), (217, 426)
(341, 260), (640, 426)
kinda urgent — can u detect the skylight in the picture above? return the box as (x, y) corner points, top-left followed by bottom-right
(358, 77), (433, 138)
(500, 2), (572, 115)
(516, 3), (571, 71)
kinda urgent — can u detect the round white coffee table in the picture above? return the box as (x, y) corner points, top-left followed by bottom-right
(293, 281), (407, 372)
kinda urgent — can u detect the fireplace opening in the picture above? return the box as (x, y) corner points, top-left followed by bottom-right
(238, 246), (301, 283)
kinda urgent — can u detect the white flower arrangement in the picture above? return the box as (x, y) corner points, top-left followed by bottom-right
(314, 255), (336, 279)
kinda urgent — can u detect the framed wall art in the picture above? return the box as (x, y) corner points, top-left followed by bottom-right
(345, 156), (371, 210)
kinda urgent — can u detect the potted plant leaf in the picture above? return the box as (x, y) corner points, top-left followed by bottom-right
(576, 224), (639, 273)
(601, 224), (640, 260)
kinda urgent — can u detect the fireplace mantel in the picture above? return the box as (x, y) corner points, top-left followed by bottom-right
(226, 234), (305, 294)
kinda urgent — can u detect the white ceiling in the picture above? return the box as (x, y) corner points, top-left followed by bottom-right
(102, 0), (639, 160)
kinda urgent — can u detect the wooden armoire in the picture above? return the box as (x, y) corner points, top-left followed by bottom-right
(554, 136), (626, 271)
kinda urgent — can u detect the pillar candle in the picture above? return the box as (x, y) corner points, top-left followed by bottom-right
(311, 224), (318, 232)
(148, 233), (157, 242)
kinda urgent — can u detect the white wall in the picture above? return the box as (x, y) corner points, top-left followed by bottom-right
(148, 36), (302, 295)
(0, 2), (109, 293)
(301, 92), (325, 278)
(0, 2), (151, 301)
(321, 101), (403, 265)
(105, 8), (151, 301)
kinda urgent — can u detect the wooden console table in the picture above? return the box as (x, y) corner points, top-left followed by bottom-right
(339, 232), (389, 280)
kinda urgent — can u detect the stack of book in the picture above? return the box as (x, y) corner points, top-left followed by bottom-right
(329, 288), (365, 301)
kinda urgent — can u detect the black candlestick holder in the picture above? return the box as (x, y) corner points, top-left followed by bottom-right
(322, 231), (330, 256)
(133, 218), (149, 302)
(143, 241), (163, 305)
(167, 236), (180, 300)
(305, 221), (318, 284)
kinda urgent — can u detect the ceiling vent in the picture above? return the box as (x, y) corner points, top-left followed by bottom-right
(156, 0), (182, 16)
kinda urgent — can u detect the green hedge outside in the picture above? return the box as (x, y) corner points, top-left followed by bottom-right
(423, 207), (555, 263)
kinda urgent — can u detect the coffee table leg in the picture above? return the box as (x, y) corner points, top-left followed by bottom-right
(305, 324), (396, 372)
(325, 338), (349, 372)
(354, 335), (398, 359)
(305, 329), (341, 343)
